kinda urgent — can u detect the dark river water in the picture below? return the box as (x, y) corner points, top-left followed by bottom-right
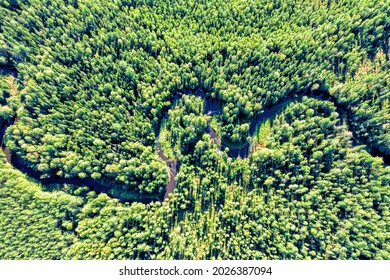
(1, 75), (388, 203)
(3, 147), (161, 203)
(200, 88), (388, 164)
(0, 65), (18, 77)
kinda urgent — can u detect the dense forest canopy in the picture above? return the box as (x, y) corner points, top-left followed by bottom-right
(0, 0), (389, 259)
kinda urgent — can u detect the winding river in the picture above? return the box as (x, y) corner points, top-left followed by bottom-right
(1, 68), (388, 203)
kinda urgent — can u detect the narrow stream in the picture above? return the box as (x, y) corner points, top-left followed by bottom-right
(1, 74), (388, 203)
(0, 65), (18, 77)
(221, 90), (347, 160)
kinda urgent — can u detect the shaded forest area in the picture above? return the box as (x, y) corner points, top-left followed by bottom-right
(0, 0), (389, 260)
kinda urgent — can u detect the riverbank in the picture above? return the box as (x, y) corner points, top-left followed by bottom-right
(213, 88), (388, 165)
(1, 82), (388, 204)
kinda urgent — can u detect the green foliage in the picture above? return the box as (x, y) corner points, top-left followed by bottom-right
(163, 95), (207, 155)
(0, 163), (83, 259)
(332, 70), (390, 156)
(0, 0), (389, 260)
(0, 76), (15, 124)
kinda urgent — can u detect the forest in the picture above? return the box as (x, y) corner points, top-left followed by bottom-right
(0, 0), (389, 259)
